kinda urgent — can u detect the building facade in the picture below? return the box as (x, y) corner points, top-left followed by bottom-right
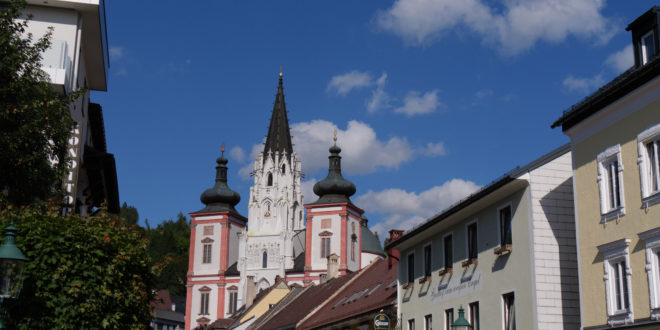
(552, 7), (660, 329)
(20, 0), (118, 214)
(386, 145), (580, 330)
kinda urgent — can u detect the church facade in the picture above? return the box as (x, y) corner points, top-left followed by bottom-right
(185, 74), (384, 330)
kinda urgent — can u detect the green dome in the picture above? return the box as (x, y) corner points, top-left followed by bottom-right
(198, 155), (240, 213)
(311, 143), (356, 204)
(361, 216), (384, 254)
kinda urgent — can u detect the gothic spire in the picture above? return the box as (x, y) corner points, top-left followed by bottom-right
(263, 72), (294, 160)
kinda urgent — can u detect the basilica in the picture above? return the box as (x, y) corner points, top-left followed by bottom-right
(184, 74), (384, 329)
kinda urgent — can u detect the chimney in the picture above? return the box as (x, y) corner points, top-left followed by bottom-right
(246, 276), (257, 307)
(327, 253), (339, 279)
(319, 273), (328, 284)
(387, 229), (403, 269)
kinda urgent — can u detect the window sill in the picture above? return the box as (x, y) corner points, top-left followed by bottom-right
(643, 192), (660, 209)
(418, 276), (431, 284)
(462, 258), (478, 267)
(607, 310), (633, 327)
(494, 244), (512, 255)
(438, 268), (452, 276)
(402, 282), (414, 289)
(601, 207), (625, 223)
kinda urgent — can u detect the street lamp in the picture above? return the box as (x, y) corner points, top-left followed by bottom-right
(451, 305), (472, 330)
(0, 221), (28, 329)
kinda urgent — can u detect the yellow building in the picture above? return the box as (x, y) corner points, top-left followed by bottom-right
(552, 7), (660, 329)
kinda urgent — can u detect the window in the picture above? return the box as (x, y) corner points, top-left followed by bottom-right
(200, 292), (210, 315)
(228, 288), (238, 315)
(281, 163), (286, 173)
(469, 301), (480, 330)
(499, 206), (512, 246)
(503, 292), (515, 330)
(639, 227), (660, 319)
(408, 319), (415, 330)
(267, 172), (273, 186)
(638, 124), (660, 207)
(202, 244), (212, 264)
(597, 145), (625, 221)
(424, 314), (432, 330)
(424, 244), (432, 277)
(598, 238), (633, 325)
(445, 308), (454, 330)
(642, 30), (656, 64)
(444, 235), (453, 270)
(262, 251), (268, 268)
(407, 252), (415, 283)
(467, 222), (478, 261)
(321, 237), (331, 258)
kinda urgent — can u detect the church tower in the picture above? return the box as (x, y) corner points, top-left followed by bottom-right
(303, 137), (365, 284)
(237, 73), (304, 299)
(186, 147), (246, 330)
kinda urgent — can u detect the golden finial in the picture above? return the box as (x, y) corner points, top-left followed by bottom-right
(221, 142), (225, 156)
(279, 66), (283, 77)
(333, 129), (338, 142)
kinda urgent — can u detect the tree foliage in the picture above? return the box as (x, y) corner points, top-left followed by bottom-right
(146, 212), (190, 297)
(119, 202), (139, 226)
(0, 0), (76, 206)
(0, 196), (157, 329)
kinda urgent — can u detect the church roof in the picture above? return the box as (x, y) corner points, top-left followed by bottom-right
(196, 147), (241, 213)
(310, 143), (357, 205)
(263, 73), (293, 158)
(361, 225), (384, 255)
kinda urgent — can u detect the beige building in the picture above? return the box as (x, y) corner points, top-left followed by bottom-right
(386, 145), (579, 330)
(552, 7), (660, 329)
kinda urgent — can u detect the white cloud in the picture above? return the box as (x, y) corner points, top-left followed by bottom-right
(291, 120), (414, 174)
(229, 146), (246, 163)
(109, 46), (124, 61)
(562, 73), (605, 94)
(357, 179), (481, 238)
(605, 44), (634, 73)
(375, 0), (615, 55)
(394, 89), (443, 116)
(366, 73), (390, 113)
(472, 89), (494, 106)
(327, 70), (376, 96)
(238, 119), (448, 179)
(419, 142), (446, 157)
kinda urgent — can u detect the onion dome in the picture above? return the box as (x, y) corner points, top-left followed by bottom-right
(198, 146), (241, 213)
(311, 140), (356, 204)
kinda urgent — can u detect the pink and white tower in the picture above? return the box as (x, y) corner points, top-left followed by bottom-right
(303, 138), (366, 284)
(186, 147), (246, 330)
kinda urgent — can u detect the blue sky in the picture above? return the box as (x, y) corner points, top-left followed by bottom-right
(93, 0), (654, 236)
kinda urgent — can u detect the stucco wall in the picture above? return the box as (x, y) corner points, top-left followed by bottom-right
(571, 92), (660, 327)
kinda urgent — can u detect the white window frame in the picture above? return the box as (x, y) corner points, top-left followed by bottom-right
(407, 251), (415, 284)
(597, 145), (626, 222)
(642, 30), (655, 64)
(497, 203), (513, 248)
(639, 227), (660, 320)
(469, 300), (480, 330)
(638, 123), (660, 207)
(424, 314), (432, 330)
(408, 318), (415, 330)
(465, 219), (478, 261)
(597, 238), (633, 326)
(202, 243), (212, 264)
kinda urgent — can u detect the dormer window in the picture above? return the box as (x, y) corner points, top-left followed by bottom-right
(642, 30), (656, 64)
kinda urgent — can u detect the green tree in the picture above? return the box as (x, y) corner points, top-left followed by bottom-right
(0, 0), (76, 206)
(119, 202), (139, 226)
(146, 212), (190, 297)
(0, 196), (157, 329)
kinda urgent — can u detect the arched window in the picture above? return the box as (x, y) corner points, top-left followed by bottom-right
(281, 163), (286, 173)
(262, 251), (268, 268)
(267, 172), (273, 186)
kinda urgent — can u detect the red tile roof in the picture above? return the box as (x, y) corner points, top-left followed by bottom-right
(259, 272), (360, 330)
(152, 289), (173, 311)
(298, 258), (397, 329)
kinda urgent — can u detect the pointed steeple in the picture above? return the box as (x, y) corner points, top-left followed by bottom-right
(263, 72), (294, 160)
